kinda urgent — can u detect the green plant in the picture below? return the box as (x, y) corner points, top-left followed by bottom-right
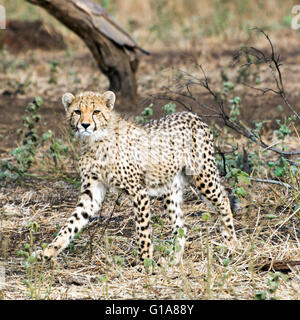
(252, 119), (267, 138)
(268, 157), (288, 178)
(255, 272), (288, 300)
(237, 45), (262, 85)
(136, 102), (177, 125)
(274, 115), (297, 151)
(0, 97), (43, 181)
(162, 102), (176, 115)
(136, 103), (154, 124)
(216, 81), (234, 102)
(17, 222), (54, 299)
(143, 257), (156, 274)
(152, 214), (186, 265)
(226, 168), (250, 198)
(152, 214), (165, 231)
(68, 231), (81, 253)
(42, 130), (69, 168)
(48, 59), (60, 84)
(0, 97), (72, 182)
(228, 96), (241, 122)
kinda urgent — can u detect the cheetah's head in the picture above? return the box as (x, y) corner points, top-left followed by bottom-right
(62, 91), (115, 138)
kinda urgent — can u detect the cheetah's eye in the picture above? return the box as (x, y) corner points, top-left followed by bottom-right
(74, 110), (81, 115)
(93, 110), (100, 115)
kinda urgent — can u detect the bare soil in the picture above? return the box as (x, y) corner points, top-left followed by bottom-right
(0, 21), (299, 300)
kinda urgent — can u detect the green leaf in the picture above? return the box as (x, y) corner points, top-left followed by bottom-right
(143, 258), (154, 269)
(42, 130), (54, 141)
(223, 258), (231, 267)
(202, 212), (211, 221)
(265, 214), (277, 220)
(234, 187), (247, 197)
(34, 96), (43, 107)
(28, 221), (38, 233)
(237, 175), (250, 184)
(236, 171), (250, 184)
(113, 255), (124, 265)
(163, 102), (176, 115)
(255, 291), (267, 300)
(223, 81), (234, 91)
(29, 255), (37, 263)
(18, 250), (29, 258)
(274, 166), (285, 177)
(177, 227), (185, 239)
(233, 96), (241, 104)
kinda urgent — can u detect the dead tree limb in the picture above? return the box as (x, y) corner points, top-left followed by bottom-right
(26, 0), (149, 105)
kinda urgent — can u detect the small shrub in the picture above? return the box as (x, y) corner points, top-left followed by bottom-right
(17, 222), (54, 299)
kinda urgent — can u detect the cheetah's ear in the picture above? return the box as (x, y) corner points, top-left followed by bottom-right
(103, 91), (116, 110)
(62, 92), (75, 112)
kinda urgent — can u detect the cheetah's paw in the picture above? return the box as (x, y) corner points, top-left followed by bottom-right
(43, 245), (58, 260)
(226, 237), (241, 251)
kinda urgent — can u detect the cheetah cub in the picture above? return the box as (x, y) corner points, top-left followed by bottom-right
(43, 91), (238, 265)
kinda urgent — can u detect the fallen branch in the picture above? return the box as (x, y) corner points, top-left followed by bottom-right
(249, 177), (297, 191)
(259, 260), (300, 272)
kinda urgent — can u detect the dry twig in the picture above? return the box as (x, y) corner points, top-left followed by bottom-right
(153, 28), (300, 160)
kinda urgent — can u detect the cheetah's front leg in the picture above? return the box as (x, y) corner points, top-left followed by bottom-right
(44, 181), (106, 260)
(133, 189), (153, 263)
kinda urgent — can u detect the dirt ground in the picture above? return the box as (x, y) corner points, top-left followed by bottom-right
(0, 19), (299, 300)
(0, 23), (299, 153)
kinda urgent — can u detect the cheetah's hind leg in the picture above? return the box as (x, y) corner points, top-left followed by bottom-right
(193, 171), (238, 249)
(163, 175), (187, 265)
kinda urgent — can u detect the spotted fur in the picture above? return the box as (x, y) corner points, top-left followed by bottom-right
(43, 91), (238, 264)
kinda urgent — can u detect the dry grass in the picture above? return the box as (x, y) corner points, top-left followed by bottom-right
(1, 186), (299, 300)
(0, 0), (299, 300)
(0, 129), (299, 300)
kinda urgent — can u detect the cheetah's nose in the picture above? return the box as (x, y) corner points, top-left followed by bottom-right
(81, 123), (90, 129)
